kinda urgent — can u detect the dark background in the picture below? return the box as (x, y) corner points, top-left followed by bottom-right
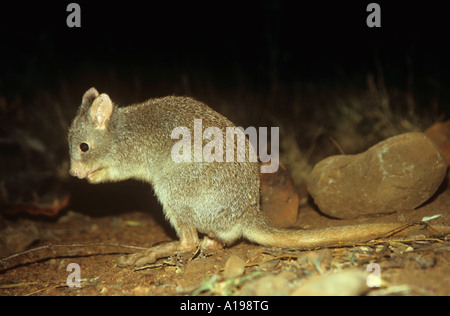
(1, 0), (449, 108)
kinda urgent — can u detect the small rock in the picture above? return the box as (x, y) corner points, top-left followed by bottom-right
(290, 270), (367, 296)
(307, 133), (447, 218)
(223, 255), (246, 279)
(238, 274), (291, 296)
(424, 120), (450, 166)
(261, 162), (299, 227)
(133, 285), (151, 296)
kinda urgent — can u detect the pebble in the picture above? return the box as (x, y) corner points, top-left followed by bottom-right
(223, 255), (246, 279)
(238, 274), (291, 296)
(290, 270), (367, 296)
(307, 132), (447, 218)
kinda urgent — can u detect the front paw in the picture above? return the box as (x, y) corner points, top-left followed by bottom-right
(86, 168), (108, 183)
(117, 249), (158, 267)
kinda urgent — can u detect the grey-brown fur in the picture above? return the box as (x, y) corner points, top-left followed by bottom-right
(68, 88), (405, 267)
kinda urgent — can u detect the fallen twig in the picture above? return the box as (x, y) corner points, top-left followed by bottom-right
(0, 243), (148, 267)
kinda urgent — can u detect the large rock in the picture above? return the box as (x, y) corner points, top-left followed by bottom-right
(425, 120), (450, 166)
(307, 132), (447, 219)
(261, 162), (299, 227)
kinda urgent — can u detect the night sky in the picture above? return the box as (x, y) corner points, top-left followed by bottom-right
(1, 1), (450, 110)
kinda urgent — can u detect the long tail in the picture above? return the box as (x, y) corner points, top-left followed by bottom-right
(244, 222), (414, 249)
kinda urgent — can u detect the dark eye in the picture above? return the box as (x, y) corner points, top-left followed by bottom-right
(80, 143), (89, 152)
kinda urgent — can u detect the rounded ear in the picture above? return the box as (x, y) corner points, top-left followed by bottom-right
(80, 87), (99, 111)
(90, 93), (114, 129)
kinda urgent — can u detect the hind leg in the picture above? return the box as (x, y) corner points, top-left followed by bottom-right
(117, 222), (199, 267)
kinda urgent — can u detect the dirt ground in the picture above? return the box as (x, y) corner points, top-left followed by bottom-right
(0, 172), (449, 296)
